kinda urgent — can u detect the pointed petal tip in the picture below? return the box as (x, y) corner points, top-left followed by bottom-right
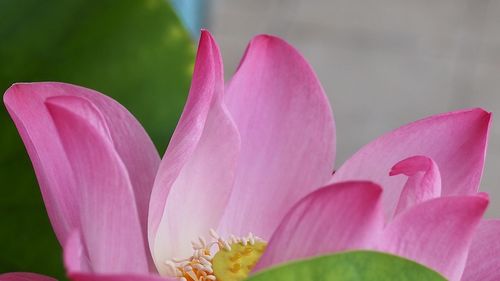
(455, 194), (490, 216)
(245, 34), (310, 66)
(474, 192), (490, 207)
(3, 82), (27, 105)
(356, 180), (384, 194)
(476, 192), (490, 201)
(3, 86), (14, 105)
(437, 194), (489, 213)
(5, 81), (28, 91)
(194, 28), (221, 73)
(470, 107), (492, 127)
(4, 82), (103, 105)
(344, 181), (384, 202)
(3, 83), (41, 107)
(245, 34), (296, 58)
(250, 34), (287, 45)
(470, 107), (491, 116)
(198, 30), (219, 54)
(199, 29), (214, 41)
(453, 107), (492, 129)
(473, 193), (490, 214)
(405, 107), (492, 128)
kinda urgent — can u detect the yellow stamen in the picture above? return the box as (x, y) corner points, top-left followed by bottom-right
(212, 240), (266, 281)
(164, 230), (267, 281)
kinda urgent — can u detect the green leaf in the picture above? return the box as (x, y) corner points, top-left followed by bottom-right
(0, 0), (194, 279)
(247, 251), (447, 281)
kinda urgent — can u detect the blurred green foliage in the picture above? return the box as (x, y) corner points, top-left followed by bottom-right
(248, 251), (446, 281)
(0, 0), (194, 278)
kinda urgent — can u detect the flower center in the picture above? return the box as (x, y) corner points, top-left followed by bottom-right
(164, 229), (267, 281)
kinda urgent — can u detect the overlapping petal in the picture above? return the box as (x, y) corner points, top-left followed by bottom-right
(332, 109), (491, 217)
(218, 34), (335, 240)
(148, 31), (240, 274)
(461, 220), (500, 281)
(64, 231), (92, 274)
(63, 231), (171, 281)
(254, 181), (383, 271)
(377, 195), (488, 281)
(46, 96), (150, 273)
(3, 82), (159, 244)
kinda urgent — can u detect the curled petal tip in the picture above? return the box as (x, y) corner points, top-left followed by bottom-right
(389, 155), (433, 177)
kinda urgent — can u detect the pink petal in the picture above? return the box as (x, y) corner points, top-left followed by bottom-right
(148, 31), (240, 274)
(64, 230), (92, 273)
(461, 220), (500, 281)
(63, 231), (171, 281)
(390, 155), (441, 217)
(377, 195), (488, 281)
(218, 34), (335, 240)
(3, 82), (159, 244)
(46, 97), (149, 273)
(332, 109), (490, 217)
(0, 273), (56, 281)
(254, 181), (384, 272)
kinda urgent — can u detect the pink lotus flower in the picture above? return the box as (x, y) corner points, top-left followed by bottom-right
(2, 30), (499, 281)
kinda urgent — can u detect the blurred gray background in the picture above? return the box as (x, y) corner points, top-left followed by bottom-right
(203, 0), (500, 217)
